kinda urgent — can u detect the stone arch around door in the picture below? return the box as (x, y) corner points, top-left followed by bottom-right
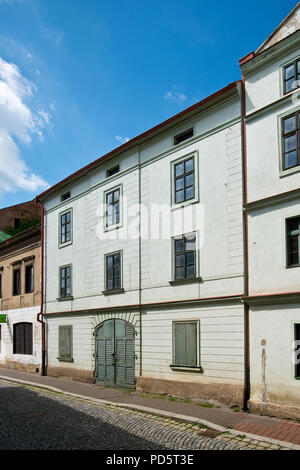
(92, 313), (139, 388)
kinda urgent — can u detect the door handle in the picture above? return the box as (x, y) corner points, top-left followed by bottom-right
(111, 353), (117, 365)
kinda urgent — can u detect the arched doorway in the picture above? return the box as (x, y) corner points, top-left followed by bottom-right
(95, 319), (135, 388)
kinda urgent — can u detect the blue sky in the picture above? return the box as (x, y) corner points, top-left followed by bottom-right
(0, 0), (297, 209)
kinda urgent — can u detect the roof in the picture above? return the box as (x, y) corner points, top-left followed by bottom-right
(36, 80), (240, 202)
(0, 231), (11, 242)
(239, 3), (300, 67)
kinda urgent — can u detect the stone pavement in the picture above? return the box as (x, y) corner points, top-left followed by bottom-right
(0, 367), (299, 450)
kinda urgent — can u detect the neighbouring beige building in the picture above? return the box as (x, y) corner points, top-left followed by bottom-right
(0, 224), (42, 373)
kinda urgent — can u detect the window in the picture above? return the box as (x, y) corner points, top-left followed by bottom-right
(105, 187), (121, 228)
(14, 218), (20, 229)
(59, 265), (72, 298)
(172, 155), (196, 205)
(58, 325), (73, 361)
(59, 210), (72, 246)
(25, 265), (34, 294)
(105, 252), (121, 291)
(172, 322), (198, 368)
(174, 128), (194, 145)
(0, 325), (1, 353)
(282, 111), (300, 170)
(173, 233), (197, 280)
(283, 59), (300, 95)
(286, 217), (300, 267)
(13, 268), (21, 296)
(61, 191), (71, 201)
(0, 272), (2, 298)
(106, 165), (119, 178)
(13, 322), (32, 355)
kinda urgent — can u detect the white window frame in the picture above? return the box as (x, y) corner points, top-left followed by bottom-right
(170, 151), (199, 209)
(171, 231), (200, 282)
(58, 207), (73, 248)
(103, 184), (123, 231)
(278, 105), (300, 177)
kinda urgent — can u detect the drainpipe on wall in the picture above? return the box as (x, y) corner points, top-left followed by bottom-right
(240, 76), (250, 410)
(138, 145), (142, 379)
(35, 199), (46, 376)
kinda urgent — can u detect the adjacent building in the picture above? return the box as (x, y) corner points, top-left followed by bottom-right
(241, 3), (300, 419)
(0, 212), (42, 373)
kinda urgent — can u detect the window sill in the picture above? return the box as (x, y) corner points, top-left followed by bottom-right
(57, 357), (74, 362)
(170, 198), (199, 211)
(104, 224), (122, 232)
(102, 288), (125, 296)
(170, 365), (203, 373)
(279, 165), (300, 178)
(286, 264), (300, 269)
(57, 296), (73, 302)
(59, 241), (72, 249)
(169, 277), (202, 286)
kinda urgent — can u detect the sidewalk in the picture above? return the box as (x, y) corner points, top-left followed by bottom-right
(1, 367), (300, 450)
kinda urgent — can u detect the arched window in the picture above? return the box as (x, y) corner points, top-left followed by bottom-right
(13, 323), (32, 355)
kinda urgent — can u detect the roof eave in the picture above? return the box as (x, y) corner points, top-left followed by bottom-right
(36, 80), (240, 203)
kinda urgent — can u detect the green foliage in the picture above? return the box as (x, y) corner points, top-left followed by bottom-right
(4, 217), (41, 236)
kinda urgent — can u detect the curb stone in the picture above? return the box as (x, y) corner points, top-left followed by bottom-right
(0, 375), (298, 450)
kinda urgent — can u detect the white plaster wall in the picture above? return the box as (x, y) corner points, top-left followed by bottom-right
(250, 305), (300, 406)
(246, 102), (300, 202)
(0, 306), (41, 366)
(245, 48), (299, 114)
(44, 97), (243, 314)
(46, 310), (140, 373)
(248, 200), (300, 295)
(142, 304), (244, 385)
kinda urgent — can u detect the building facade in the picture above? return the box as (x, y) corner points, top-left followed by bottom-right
(241, 4), (300, 419)
(35, 4), (300, 417)
(39, 82), (246, 407)
(0, 225), (42, 373)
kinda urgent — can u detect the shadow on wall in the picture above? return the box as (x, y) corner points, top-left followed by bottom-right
(0, 383), (167, 450)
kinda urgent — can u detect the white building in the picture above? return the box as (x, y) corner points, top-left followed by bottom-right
(241, 3), (300, 418)
(37, 82), (246, 407)
(36, 3), (300, 417)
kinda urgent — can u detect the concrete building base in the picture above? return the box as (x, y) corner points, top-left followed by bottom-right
(248, 400), (300, 420)
(47, 366), (95, 384)
(136, 376), (244, 407)
(0, 361), (41, 375)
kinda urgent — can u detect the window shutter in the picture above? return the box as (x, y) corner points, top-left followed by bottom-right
(185, 323), (197, 367)
(59, 326), (72, 358)
(174, 323), (186, 366)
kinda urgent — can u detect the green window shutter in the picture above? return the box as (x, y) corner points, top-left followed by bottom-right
(174, 323), (186, 365)
(185, 323), (197, 367)
(59, 326), (72, 359)
(174, 322), (197, 367)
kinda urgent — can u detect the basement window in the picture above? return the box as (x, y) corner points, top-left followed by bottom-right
(174, 128), (194, 146)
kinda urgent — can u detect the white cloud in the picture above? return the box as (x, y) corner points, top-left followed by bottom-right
(116, 135), (130, 145)
(164, 85), (187, 104)
(0, 57), (49, 195)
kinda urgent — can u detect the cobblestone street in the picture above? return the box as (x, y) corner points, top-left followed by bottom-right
(0, 380), (289, 451)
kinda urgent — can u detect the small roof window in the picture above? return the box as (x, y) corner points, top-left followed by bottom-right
(174, 128), (194, 146)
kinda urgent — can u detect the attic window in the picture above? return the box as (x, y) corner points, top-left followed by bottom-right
(174, 128), (194, 146)
(106, 165), (120, 178)
(61, 192), (71, 201)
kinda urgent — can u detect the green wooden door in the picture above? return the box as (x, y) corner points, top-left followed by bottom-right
(95, 319), (135, 388)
